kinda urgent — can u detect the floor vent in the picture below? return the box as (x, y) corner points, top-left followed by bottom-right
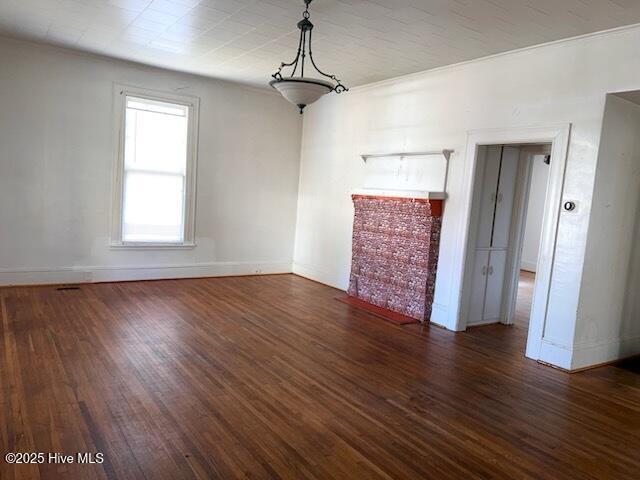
(56, 286), (81, 291)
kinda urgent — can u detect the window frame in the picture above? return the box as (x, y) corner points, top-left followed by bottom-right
(111, 84), (199, 249)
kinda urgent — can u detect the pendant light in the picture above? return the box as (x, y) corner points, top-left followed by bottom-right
(269, 0), (348, 114)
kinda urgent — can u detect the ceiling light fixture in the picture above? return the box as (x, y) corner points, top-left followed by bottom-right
(269, 0), (348, 114)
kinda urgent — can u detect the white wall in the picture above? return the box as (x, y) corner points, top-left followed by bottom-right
(0, 37), (302, 284)
(520, 155), (550, 272)
(293, 24), (640, 370)
(574, 94), (640, 368)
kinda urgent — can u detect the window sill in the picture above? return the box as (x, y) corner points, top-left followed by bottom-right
(109, 242), (197, 251)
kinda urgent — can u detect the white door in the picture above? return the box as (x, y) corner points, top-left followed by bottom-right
(468, 249), (490, 326)
(492, 146), (519, 248)
(476, 146), (502, 248)
(484, 250), (508, 322)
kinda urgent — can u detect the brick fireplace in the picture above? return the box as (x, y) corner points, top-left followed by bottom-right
(347, 194), (443, 322)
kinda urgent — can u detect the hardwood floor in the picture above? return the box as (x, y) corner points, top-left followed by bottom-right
(1, 274), (639, 479)
(514, 270), (535, 328)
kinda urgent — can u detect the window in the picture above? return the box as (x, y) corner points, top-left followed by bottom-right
(112, 86), (198, 247)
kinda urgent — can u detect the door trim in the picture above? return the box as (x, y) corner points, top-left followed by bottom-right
(451, 124), (571, 362)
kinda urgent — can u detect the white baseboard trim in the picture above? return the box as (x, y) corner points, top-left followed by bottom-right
(429, 303), (450, 329)
(537, 334), (640, 371)
(538, 339), (573, 370)
(0, 268), (92, 286)
(0, 261), (293, 286)
(570, 334), (640, 370)
(520, 260), (537, 272)
(466, 317), (501, 328)
(292, 262), (346, 290)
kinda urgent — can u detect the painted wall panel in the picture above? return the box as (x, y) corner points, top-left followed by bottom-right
(492, 146), (519, 250)
(476, 147), (502, 249)
(467, 250), (490, 326)
(573, 94), (640, 368)
(0, 37), (302, 283)
(485, 250), (507, 322)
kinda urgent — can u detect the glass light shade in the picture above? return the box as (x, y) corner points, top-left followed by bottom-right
(269, 77), (334, 112)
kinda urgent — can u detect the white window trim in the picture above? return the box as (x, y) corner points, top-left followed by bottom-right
(110, 84), (199, 249)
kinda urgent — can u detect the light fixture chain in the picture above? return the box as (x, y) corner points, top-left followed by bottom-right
(301, 29), (307, 77)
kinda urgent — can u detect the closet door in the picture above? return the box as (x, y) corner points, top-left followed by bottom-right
(491, 146), (519, 248)
(483, 250), (507, 322)
(468, 250), (490, 326)
(476, 146), (502, 248)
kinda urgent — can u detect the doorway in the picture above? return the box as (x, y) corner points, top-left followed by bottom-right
(462, 143), (551, 347)
(454, 124), (570, 362)
(514, 151), (551, 328)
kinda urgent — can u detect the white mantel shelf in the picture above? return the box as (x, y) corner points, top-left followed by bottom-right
(360, 149), (454, 162)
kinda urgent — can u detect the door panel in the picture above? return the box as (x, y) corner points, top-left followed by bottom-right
(484, 250), (508, 322)
(492, 146), (519, 249)
(476, 146), (502, 248)
(467, 250), (490, 326)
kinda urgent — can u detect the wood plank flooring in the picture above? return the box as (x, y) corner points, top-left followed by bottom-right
(1, 273), (639, 479)
(514, 270), (535, 328)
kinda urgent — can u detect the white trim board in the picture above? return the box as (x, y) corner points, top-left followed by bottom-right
(429, 303), (448, 328)
(538, 335), (640, 371)
(452, 124), (571, 367)
(570, 335), (640, 370)
(538, 339), (574, 371)
(292, 262), (346, 290)
(0, 261), (293, 286)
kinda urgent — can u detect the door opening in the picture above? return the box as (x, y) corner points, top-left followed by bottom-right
(462, 143), (551, 349)
(512, 151), (551, 329)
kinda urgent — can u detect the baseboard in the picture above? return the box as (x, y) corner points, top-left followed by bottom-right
(538, 339), (573, 370)
(292, 262), (346, 290)
(537, 335), (640, 371)
(520, 260), (537, 272)
(429, 303), (449, 328)
(466, 317), (501, 328)
(570, 335), (640, 370)
(0, 261), (293, 286)
(0, 268), (92, 286)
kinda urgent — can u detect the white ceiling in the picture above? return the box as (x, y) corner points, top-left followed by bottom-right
(1, 0), (640, 88)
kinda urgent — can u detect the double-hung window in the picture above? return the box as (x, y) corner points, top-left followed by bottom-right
(112, 86), (198, 247)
